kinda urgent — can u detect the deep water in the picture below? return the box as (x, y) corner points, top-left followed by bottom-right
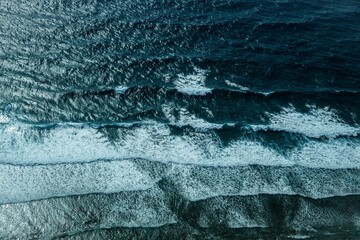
(0, 0), (360, 239)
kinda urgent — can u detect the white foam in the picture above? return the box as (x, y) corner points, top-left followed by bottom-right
(105, 125), (289, 167)
(1, 155), (358, 205)
(225, 80), (250, 92)
(0, 122), (359, 168)
(0, 122), (284, 166)
(0, 187), (177, 239)
(252, 105), (359, 138)
(290, 140), (360, 169)
(0, 124), (120, 164)
(114, 86), (129, 94)
(170, 164), (360, 201)
(174, 67), (212, 95)
(162, 105), (227, 130)
(0, 160), (158, 204)
(0, 114), (10, 124)
(287, 235), (311, 239)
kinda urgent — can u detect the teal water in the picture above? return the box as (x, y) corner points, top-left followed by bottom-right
(0, 0), (360, 239)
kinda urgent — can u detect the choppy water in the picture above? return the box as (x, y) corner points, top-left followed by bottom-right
(1, 0), (360, 239)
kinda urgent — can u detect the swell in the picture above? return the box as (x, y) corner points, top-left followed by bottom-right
(3, 88), (360, 126)
(1, 0), (359, 95)
(57, 86), (360, 97)
(2, 55), (360, 95)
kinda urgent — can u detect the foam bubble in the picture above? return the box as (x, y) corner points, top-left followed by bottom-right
(252, 105), (359, 138)
(174, 67), (212, 95)
(0, 187), (177, 239)
(2, 157), (358, 204)
(114, 86), (129, 94)
(225, 80), (250, 92)
(170, 165), (360, 201)
(162, 105), (228, 130)
(0, 114), (10, 124)
(0, 124), (120, 164)
(287, 235), (311, 239)
(0, 122), (359, 168)
(0, 160), (161, 204)
(290, 140), (360, 169)
(0, 123), (284, 166)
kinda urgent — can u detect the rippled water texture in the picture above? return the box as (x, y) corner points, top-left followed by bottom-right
(1, 0), (360, 239)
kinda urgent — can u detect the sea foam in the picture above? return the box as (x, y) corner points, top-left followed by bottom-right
(174, 67), (212, 95)
(252, 105), (359, 138)
(0, 122), (359, 168)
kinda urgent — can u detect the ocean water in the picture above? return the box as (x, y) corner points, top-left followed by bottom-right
(0, 0), (360, 239)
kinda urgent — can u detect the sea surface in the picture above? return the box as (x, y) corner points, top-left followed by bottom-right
(1, 0), (360, 239)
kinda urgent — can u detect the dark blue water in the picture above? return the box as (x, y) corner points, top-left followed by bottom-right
(1, 0), (360, 239)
